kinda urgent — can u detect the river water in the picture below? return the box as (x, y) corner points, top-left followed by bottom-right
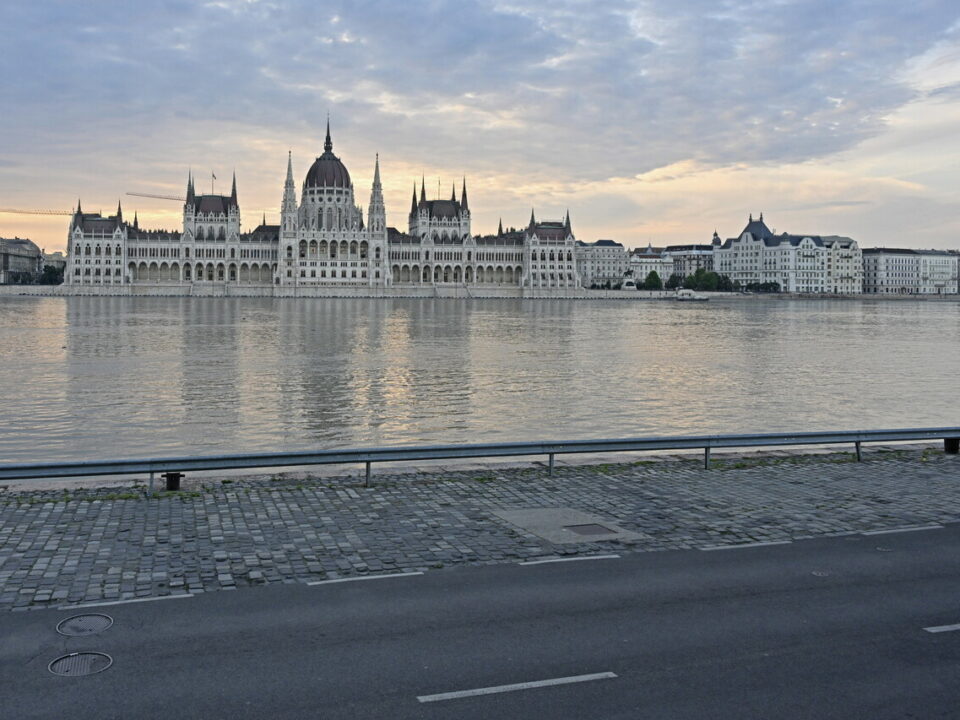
(0, 296), (957, 464)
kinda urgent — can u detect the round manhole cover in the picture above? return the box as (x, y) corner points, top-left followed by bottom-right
(48, 652), (113, 677)
(57, 614), (114, 637)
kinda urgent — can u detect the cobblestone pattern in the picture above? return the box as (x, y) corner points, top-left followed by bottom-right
(0, 449), (957, 611)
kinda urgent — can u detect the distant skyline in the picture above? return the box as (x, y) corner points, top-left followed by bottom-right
(2, 1), (960, 253)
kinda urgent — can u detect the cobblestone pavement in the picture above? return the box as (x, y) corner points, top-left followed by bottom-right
(1, 447), (957, 611)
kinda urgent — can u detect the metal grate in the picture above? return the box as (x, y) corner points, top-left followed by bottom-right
(48, 652), (113, 677)
(57, 614), (114, 637)
(564, 523), (616, 536)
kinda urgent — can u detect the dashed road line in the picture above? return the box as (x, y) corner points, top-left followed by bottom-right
(862, 525), (944, 536)
(60, 593), (194, 610)
(307, 572), (423, 586)
(417, 671), (618, 703)
(700, 540), (792, 551)
(519, 554), (621, 566)
(924, 623), (960, 634)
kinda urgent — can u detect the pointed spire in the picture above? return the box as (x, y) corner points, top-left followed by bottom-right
(373, 153), (381, 186)
(231, 171), (237, 202)
(133, 211), (139, 229)
(497, 218), (503, 236)
(749, 213), (753, 222)
(460, 177), (468, 211)
(285, 150), (294, 184)
(324, 116), (333, 153)
(76, 198), (82, 215)
(411, 184), (418, 215)
(186, 170), (195, 204)
(564, 209), (571, 233)
(116, 199), (123, 222)
(262, 212), (266, 226)
(759, 212), (763, 221)
(450, 183), (456, 202)
(420, 176), (426, 204)
(529, 208), (536, 228)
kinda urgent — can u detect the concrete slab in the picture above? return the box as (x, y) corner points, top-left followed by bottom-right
(491, 507), (646, 544)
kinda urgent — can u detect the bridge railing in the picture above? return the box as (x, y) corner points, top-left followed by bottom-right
(1, 426), (958, 491)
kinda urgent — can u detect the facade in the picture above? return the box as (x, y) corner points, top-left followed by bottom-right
(862, 249), (958, 295)
(628, 244), (673, 285)
(65, 123), (583, 291)
(662, 242), (714, 279)
(576, 239), (628, 287)
(713, 214), (862, 293)
(0, 237), (43, 284)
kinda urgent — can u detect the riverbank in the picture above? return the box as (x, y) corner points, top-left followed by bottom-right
(1, 446), (955, 611)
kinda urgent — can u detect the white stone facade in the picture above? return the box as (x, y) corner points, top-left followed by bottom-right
(628, 245), (674, 285)
(576, 239), (628, 287)
(862, 249), (958, 295)
(713, 215), (862, 294)
(65, 124), (583, 292)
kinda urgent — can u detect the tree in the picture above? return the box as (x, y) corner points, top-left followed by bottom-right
(39, 265), (64, 285)
(665, 273), (683, 290)
(643, 271), (662, 290)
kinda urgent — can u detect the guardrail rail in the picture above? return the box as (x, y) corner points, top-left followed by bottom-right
(1, 426), (958, 491)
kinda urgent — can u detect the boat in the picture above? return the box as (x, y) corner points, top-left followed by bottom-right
(675, 288), (709, 301)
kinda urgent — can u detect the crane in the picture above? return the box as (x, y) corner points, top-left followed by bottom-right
(0, 208), (73, 215)
(126, 192), (186, 202)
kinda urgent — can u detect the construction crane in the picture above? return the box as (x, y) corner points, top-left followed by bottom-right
(0, 208), (72, 216)
(126, 192), (186, 202)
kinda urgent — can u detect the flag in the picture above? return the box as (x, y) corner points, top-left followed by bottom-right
(212, 172), (217, 180)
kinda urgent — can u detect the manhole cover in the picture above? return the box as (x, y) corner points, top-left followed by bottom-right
(48, 652), (113, 677)
(57, 614), (113, 637)
(564, 523), (616, 536)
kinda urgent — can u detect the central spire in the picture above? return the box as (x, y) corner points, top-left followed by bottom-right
(324, 117), (333, 153)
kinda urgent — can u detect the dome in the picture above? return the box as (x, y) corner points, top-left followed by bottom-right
(304, 122), (351, 188)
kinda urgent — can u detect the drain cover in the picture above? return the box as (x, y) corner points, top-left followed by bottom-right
(57, 614), (114, 637)
(564, 523), (616, 536)
(48, 652), (113, 677)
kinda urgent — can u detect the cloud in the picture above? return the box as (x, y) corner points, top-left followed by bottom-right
(2, 0), (960, 250)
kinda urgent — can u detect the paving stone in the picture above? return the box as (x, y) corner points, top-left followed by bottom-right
(1, 449), (958, 610)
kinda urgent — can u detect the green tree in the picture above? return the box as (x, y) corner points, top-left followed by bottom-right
(39, 265), (64, 285)
(665, 273), (683, 290)
(643, 270), (662, 290)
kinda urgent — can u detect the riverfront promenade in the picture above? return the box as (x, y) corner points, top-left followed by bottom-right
(0, 446), (957, 611)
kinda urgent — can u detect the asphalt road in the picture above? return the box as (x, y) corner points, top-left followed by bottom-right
(3, 525), (960, 719)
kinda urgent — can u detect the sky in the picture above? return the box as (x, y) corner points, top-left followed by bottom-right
(2, 0), (960, 253)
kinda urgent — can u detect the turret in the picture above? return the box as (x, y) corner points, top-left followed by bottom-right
(116, 200), (123, 223)
(367, 153), (386, 233)
(460, 178), (469, 211)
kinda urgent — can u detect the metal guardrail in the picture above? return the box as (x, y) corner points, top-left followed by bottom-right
(1, 427), (958, 491)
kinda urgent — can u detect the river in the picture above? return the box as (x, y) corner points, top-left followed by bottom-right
(0, 296), (957, 463)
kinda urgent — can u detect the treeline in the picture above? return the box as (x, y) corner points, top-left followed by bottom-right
(636, 268), (781, 293)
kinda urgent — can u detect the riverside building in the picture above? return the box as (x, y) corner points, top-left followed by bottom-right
(713, 214), (862, 294)
(576, 239), (628, 287)
(862, 248), (958, 295)
(64, 123), (583, 293)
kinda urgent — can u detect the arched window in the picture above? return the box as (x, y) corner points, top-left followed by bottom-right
(286, 246), (293, 259)
(298, 240), (307, 258)
(196, 227), (205, 241)
(375, 247), (381, 261)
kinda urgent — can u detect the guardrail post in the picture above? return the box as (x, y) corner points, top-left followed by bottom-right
(946, 438), (960, 455)
(855, 441), (862, 462)
(704, 447), (711, 469)
(365, 461), (371, 487)
(548, 453), (555, 476)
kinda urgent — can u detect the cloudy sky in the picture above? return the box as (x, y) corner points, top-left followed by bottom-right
(2, 0), (960, 252)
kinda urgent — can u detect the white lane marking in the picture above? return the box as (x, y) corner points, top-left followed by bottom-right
(60, 593), (194, 610)
(519, 554), (620, 566)
(862, 525), (944, 536)
(307, 572), (423, 586)
(700, 540), (792, 551)
(924, 623), (960, 633)
(417, 671), (618, 703)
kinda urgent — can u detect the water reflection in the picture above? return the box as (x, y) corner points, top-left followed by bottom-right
(0, 295), (957, 463)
